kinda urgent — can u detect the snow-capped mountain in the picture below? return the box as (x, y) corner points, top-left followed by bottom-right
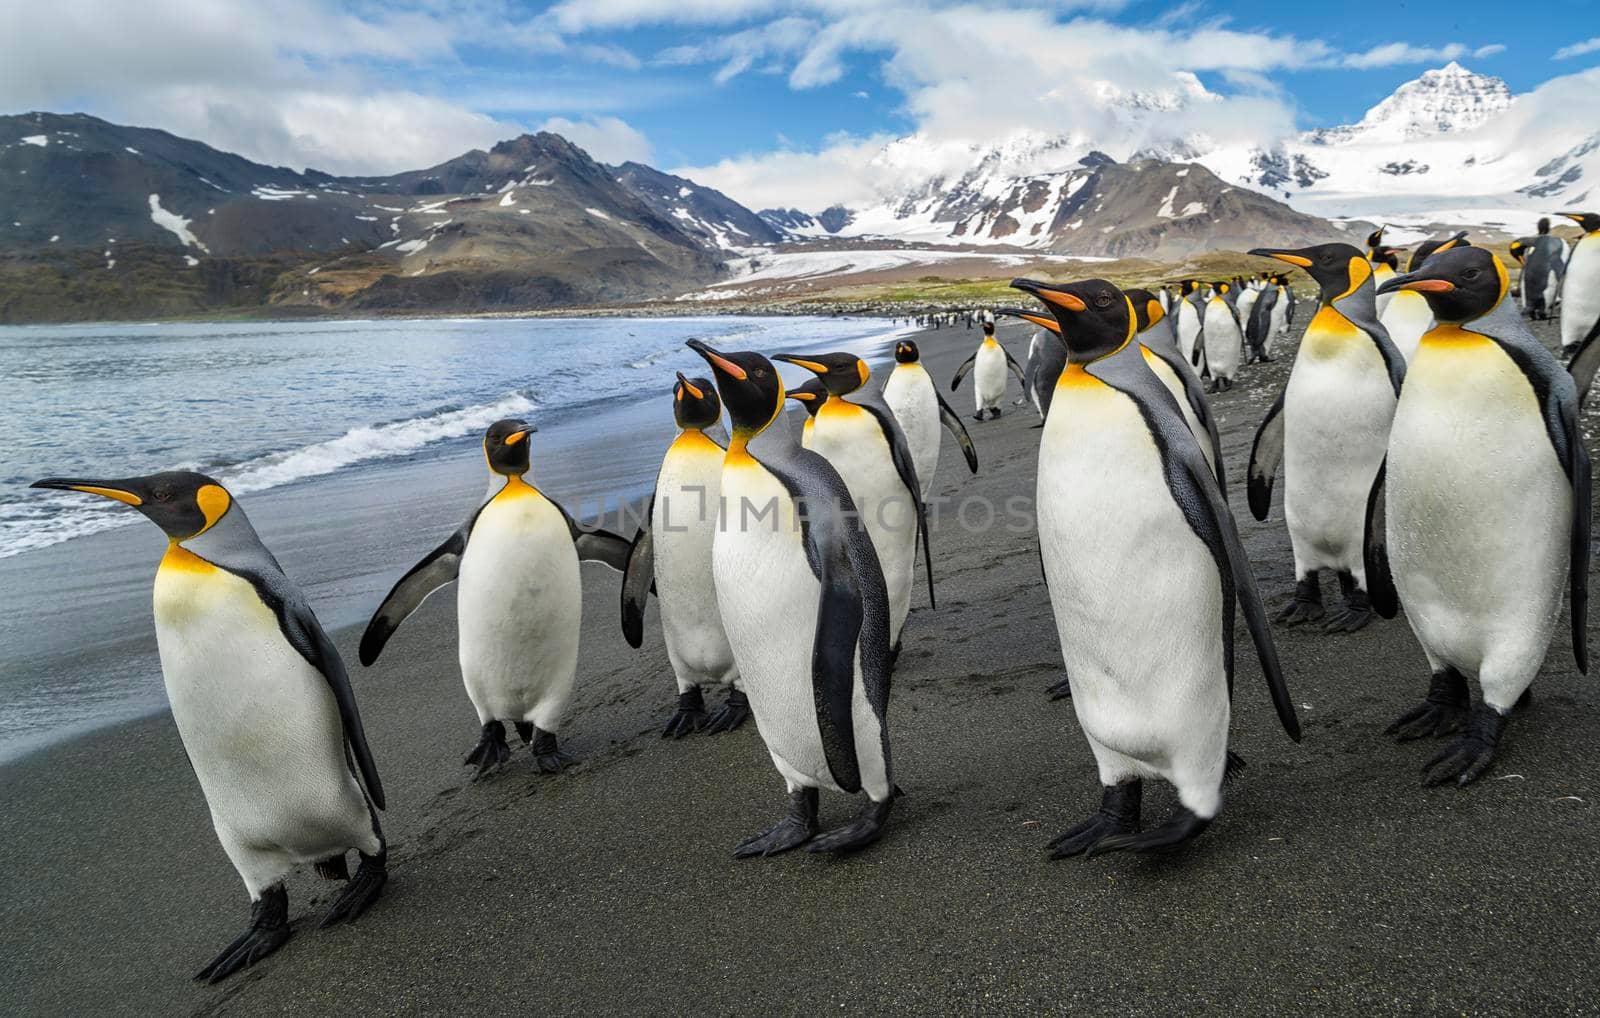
(1305, 62), (1513, 146)
(610, 161), (785, 250)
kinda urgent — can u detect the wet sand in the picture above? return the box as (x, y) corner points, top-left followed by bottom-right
(3, 315), (1598, 1015)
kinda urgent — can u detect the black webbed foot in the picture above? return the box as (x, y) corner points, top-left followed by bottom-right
(1323, 572), (1375, 632)
(193, 884), (291, 984)
(1046, 677), (1073, 701)
(463, 720), (512, 780)
(662, 687), (708, 739)
(703, 688), (750, 735)
(1049, 780), (1141, 859)
(514, 721), (535, 744)
(531, 728), (576, 773)
(1276, 574), (1324, 626)
(807, 789), (899, 855)
(319, 850), (387, 928)
(1423, 704), (1509, 787)
(1089, 805), (1211, 855)
(1388, 668), (1469, 741)
(733, 787), (819, 858)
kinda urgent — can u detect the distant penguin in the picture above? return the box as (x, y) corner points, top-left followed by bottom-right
(621, 375), (748, 739)
(996, 308), (1067, 422)
(1246, 242), (1403, 633)
(1558, 212), (1600, 355)
(1377, 247), (1589, 784)
(880, 338), (978, 499)
(1246, 275), (1280, 363)
(360, 420), (633, 778)
(687, 339), (900, 855)
(1125, 286), (1225, 489)
(1009, 276), (1300, 856)
(1236, 276), (1262, 352)
(952, 321), (1026, 420)
(30, 472), (389, 981)
(1408, 231), (1471, 273)
(1272, 273), (1296, 345)
(1366, 226), (1398, 317)
(1176, 279), (1206, 368)
(773, 351), (932, 649)
(786, 376), (829, 449)
(1203, 280), (1244, 392)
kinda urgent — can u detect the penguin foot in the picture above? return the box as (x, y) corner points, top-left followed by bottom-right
(972, 410), (987, 422)
(662, 687), (708, 739)
(319, 850), (387, 928)
(531, 729), (576, 774)
(1045, 677), (1074, 701)
(992, 407), (1003, 418)
(1049, 780), (1141, 858)
(1089, 806), (1210, 856)
(1388, 669), (1469, 741)
(733, 787), (819, 858)
(807, 791), (898, 855)
(513, 721), (535, 745)
(193, 884), (291, 984)
(1322, 602), (1373, 633)
(703, 689), (750, 735)
(463, 721), (512, 780)
(1422, 704), (1509, 787)
(1275, 576), (1323, 626)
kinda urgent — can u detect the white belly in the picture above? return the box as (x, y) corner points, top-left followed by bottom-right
(1388, 329), (1571, 706)
(1269, 295), (1289, 342)
(1203, 301), (1242, 379)
(1379, 289), (1433, 362)
(652, 434), (738, 688)
(882, 364), (941, 499)
(457, 487), (582, 727)
(1177, 303), (1202, 359)
(1143, 348), (1216, 478)
(1038, 368), (1228, 807)
(1562, 238), (1600, 349)
(154, 550), (373, 889)
(974, 342), (1007, 409)
(1282, 312), (1397, 577)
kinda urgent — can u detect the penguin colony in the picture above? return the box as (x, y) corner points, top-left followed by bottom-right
(30, 210), (1600, 982)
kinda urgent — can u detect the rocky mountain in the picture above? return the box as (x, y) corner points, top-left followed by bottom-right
(1304, 62), (1513, 146)
(610, 162), (785, 249)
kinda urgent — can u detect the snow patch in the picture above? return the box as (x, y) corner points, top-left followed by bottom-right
(20, 135), (46, 147)
(585, 207), (612, 221)
(148, 194), (209, 251)
(499, 191), (516, 207)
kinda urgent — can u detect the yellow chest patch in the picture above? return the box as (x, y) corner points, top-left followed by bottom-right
(817, 396), (868, 423)
(491, 475), (542, 502)
(1057, 362), (1104, 390)
(1410, 326), (1516, 393)
(154, 545), (260, 626)
(1301, 305), (1366, 360)
(670, 429), (723, 458)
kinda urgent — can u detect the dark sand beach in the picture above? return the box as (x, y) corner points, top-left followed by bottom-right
(3, 314), (1598, 1015)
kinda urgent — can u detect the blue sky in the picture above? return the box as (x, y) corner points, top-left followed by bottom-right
(3, 0), (1598, 207)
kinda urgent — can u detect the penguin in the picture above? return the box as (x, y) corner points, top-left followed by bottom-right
(880, 338), (978, 499)
(686, 339), (899, 855)
(1366, 226), (1398, 318)
(1246, 275), (1280, 363)
(1008, 276), (1300, 855)
(1376, 246), (1589, 784)
(785, 375), (829, 449)
(1408, 231), (1471, 272)
(359, 419), (633, 778)
(773, 351), (931, 649)
(1271, 273), (1295, 347)
(1236, 276), (1262, 354)
(951, 321), (1026, 421)
(995, 308), (1067, 422)
(1246, 242), (1404, 633)
(1558, 212), (1600, 355)
(30, 472), (387, 982)
(1523, 217), (1569, 322)
(1125, 286), (1226, 489)
(1202, 280), (1244, 392)
(1176, 279), (1206, 369)
(620, 375), (747, 739)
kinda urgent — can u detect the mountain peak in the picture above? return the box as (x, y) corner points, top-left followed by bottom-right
(1308, 62), (1513, 146)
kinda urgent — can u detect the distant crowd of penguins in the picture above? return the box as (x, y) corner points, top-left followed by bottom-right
(29, 211), (1600, 983)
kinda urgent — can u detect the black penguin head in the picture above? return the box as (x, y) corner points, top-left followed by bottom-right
(1537, 217), (1552, 235)
(1010, 277), (1132, 364)
(1377, 246), (1508, 324)
(1407, 231), (1470, 272)
(687, 340), (783, 438)
(483, 418), (535, 476)
(1508, 239), (1528, 264)
(31, 470), (233, 542)
(982, 321), (995, 336)
(1211, 280), (1231, 295)
(1122, 287), (1165, 332)
(1249, 243), (1370, 303)
(1560, 211), (1600, 233)
(771, 351), (868, 397)
(893, 339), (920, 364)
(673, 373), (721, 430)
(784, 376), (829, 418)
(1366, 225), (1387, 249)
(1370, 246), (1401, 271)
(1180, 279), (1198, 296)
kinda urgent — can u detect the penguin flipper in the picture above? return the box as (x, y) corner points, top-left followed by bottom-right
(1563, 399), (1591, 674)
(358, 524), (469, 667)
(620, 493), (656, 649)
(1004, 348), (1029, 388)
(555, 502), (634, 572)
(934, 387), (979, 473)
(1566, 321), (1600, 409)
(950, 355), (976, 391)
(1246, 388), (1287, 521)
(1364, 460), (1399, 620)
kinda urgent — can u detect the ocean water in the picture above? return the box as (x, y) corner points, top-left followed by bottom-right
(0, 314), (910, 761)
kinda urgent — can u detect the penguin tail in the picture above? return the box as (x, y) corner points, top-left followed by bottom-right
(1223, 751), (1247, 785)
(315, 854), (351, 881)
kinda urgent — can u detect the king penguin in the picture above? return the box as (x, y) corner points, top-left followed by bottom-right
(773, 351), (932, 650)
(1247, 242), (1404, 632)
(952, 321), (1026, 421)
(1245, 274), (1280, 363)
(1366, 226), (1397, 318)
(1202, 279), (1245, 392)
(1377, 246), (1589, 784)
(785, 375), (828, 448)
(1176, 279), (1206, 369)
(996, 307), (1068, 423)
(621, 375), (748, 739)
(686, 339), (899, 855)
(359, 419), (633, 778)
(1558, 211), (1600, 356)
(880, 338), (978, 498)
(1382, 232), (1469, 363)
(30, 472), (388, 981)
(1008, 276), (1300, 855)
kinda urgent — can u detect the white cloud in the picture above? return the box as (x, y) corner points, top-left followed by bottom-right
(538, 115), (655, 164)
(1554, 37), (1600, 60)
(1475, 44), (1507, 58)
(673, 134), (896, 210)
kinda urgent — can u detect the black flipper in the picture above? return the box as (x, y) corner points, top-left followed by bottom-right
(620, 492), (655, 649)
(1568, 326), (1600, 409)
(1562, 396), (1591, 673)
(1003, 348), (1029, 388)
(1364, 460), (1399, 619)
(950, 354), (976, 391)
(358, 517), (474, 667)
(573, 529), (633, 571)
(934, 387), (980, 473)
(1247, 387), (1287, 522)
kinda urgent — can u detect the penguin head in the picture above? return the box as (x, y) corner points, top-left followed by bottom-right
(1248, 243), (1369, 303)
(673, 372), (721, 431)
(31, 470), (234, 542)
(1009, 278), (1132, 364)
(1211, 280), (1231, 295)
(982, 321), (995, 337)
(893, 339), (921, 364)
(483, 418), (536, 476)
(1180, 279), (1198, 296)
(1560, 211), (1600, 233)
(785, 376), (829, 418)
(1407, 231), (1470, 272)
(1122, 288), (1165, 332)
(1508, 240), (1528, 265)
(1370, 246), (1401, 271)
(687, 339), (783, 439)
(1377, 246), (1508, 324)
(771, 351), (868, 397)
(1365, 225), (1387, 250)
(1537, 217), (1552, 235)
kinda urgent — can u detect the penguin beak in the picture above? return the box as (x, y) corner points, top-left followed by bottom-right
(771, 354), (829, 376)
(1376, 271), (1454, 296)
(1560, 212), (1584, 223)
(1010, 278), (1085, 312)
(30, 477), (145, 506)
(786, 390), (816, 403)
(997, 307), (1061, 334)
(1248, 248), (1314, 268)
(674, 372), (704, 400)
(686, 339), (745, 381)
